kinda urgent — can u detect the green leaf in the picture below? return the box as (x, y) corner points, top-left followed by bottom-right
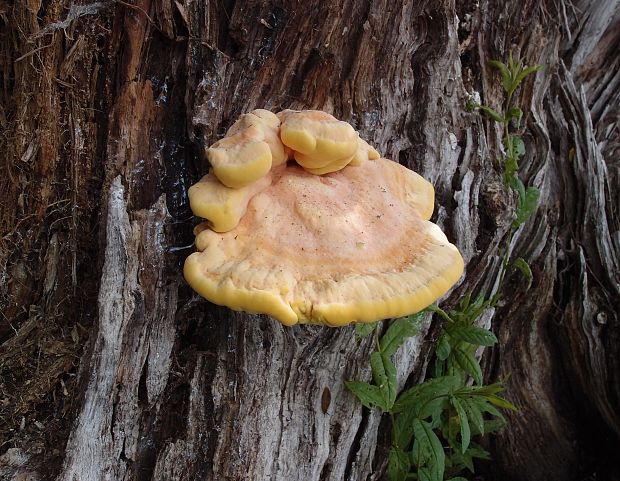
(418, 467), (432, 481)
(504, 155), (519, 181)
(457, 291), (472, 311)
(446, 478), (470, 481)
(464, 381), (506, 397)
(411, 437), (431, 467)
(472, 397), (504, 420)
(461, 397), (485, 435)
(451, 397), (471, 453)
(355, 321), (379, 340)
(345, 381), (386, 410)
(466, 293), (487, 319)
(380, 313), (424, 356)
(486, 394), (518, 411)
(514, 186), (540, 225)
(507, 106), (523, 125)
(388, 448), (411, 481)
(488, 59), (511, 94)
(514, 65), (543, 88)
(371, 351), (397, 410)
(484, 417), (508, 433)
(477, 104), (505, 123)
(393, 376), (461, 413)
(448, 441), (491, 473)
(507, 174), (526, 202)
(449, 446), (475, 473)
(466, 442), (492, 460)
(465, 99), (477, 112)
(394, 409), (417, 448)
(436, 334), (451, 360)
(513, 135), (526, 158)
(453, 347), (483, 385)
(448, 325), (498, 346)
(512, 257), (533, 291)
(424, 396), (448, 426)
(413, 419), (445, 481)
(432, 356), (445, 378)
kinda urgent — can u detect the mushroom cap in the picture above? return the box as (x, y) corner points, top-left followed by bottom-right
(227, 110), (288, 167)
(184, 158), (463, 326)
(351, 137), (381, 165)
(188, 170), (272, 232)
(207, 125), (273, 188)
(279, 110), (359, 163)
(302, 153), (355, 175)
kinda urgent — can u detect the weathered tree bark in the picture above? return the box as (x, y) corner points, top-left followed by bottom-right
(0, 1), (618, 480)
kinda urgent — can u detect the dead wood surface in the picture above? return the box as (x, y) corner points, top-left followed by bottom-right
(0, 1), (618, 480)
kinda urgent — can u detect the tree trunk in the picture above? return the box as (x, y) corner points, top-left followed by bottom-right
(1, 1), (618, 480)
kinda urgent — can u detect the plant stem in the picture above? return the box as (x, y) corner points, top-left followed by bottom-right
(427, 305), (454, 323)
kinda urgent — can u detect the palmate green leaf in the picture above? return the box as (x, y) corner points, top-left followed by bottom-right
(413, 419), (446, 481)
(381, 313), (425, 356)
(355, 321), (379, 340)
(512, 257), (533, 291)
(388, 447), (411, 481)
(453, 348), (483, 385)
(448, 325), (498, 346)
(345, 381), (386, 410)
(371, 351), (397, 410)
(451, 397), (471, 453)
(477, 104), (505, 123)
(392, 375), (461, 413)
(514, 186), (540, 226)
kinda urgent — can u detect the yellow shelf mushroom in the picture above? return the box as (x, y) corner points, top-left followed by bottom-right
(226, 109), (288, 167)
(188, 171), (272, 232)
(206, 125), (273, 189)
(185, 112), (464, 326)
(279, 110), (360, 174)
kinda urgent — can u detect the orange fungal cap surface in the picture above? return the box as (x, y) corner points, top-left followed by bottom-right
(184, 158), (463, 326)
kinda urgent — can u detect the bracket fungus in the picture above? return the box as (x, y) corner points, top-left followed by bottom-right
(185, 109), (464, 326)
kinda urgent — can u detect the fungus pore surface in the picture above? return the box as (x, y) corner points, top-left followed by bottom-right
(184, 109), (464, 326)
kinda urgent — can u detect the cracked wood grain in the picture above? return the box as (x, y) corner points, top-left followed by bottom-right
(0, 0), (618, 480)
